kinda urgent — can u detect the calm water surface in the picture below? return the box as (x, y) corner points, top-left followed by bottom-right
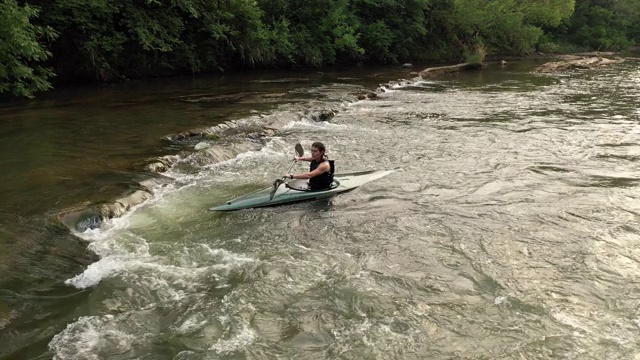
(1, 60), (640, 359)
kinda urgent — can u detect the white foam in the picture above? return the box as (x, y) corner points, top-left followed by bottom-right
(66, 136), (287, 289)
(209, 327), (257, 354)
(174, 350), (197, 360)
(65, 244), (256, 289)
(494, 296), (507, 305)
(65, 256), (130, 288)
(175, 315), (208, 335)
(201, 245), (255, 265)
(49, 315), (136, 360)
(281, 118), (348, 130)
(194, 141), (210, 150)
(197, 138), (291, 173)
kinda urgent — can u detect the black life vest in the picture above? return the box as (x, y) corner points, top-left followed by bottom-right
(308, 158), (334, 190)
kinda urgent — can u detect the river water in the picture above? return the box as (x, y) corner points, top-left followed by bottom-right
(2, 60), (640, 359)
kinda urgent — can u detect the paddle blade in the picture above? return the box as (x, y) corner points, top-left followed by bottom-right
(269, 179), (283, 200)
(295, 143), (303, 157)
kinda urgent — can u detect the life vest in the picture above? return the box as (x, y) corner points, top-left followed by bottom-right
(308, 158), (334, 190)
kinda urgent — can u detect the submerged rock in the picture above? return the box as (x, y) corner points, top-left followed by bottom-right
(145, 155), (180, 173)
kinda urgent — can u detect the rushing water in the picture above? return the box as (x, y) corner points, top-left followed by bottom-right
(2, 60), (640, 359)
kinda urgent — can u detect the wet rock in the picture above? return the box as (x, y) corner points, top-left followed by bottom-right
(356, 91), (378, 100)
(165, 130), (207, 142)
(203, 147), (237, 163)
(556, 54), (583, 61)
(145, 155), (180, 173)
(146, 162), (167, 172)
(401, 63), (413, 68)
(572, 51), (616, 57)
(70, 211), (103, 232)
(260, 127), (277, 137)
(535, 56), (625, 73)
(58, 189), (150, 232)
(99, 190), (153, 219)
(307, 108), (337, 122)
(138, 176), (173, 190)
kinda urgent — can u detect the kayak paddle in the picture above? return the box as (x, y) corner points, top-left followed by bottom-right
(269, 143), (304, 200)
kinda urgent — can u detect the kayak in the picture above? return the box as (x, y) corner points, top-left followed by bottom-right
(209, 169), (393, 211)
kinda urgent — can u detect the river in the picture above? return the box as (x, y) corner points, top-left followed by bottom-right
(1, 60), (639, 359)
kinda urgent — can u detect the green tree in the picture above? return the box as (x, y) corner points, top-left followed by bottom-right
(256, 0), (362, 67)
(452, 0), (575, 55)
(30, 0), (286, 80)
(553, 0), (638, 50)
(351, 0), (431, 63)
(0, 0), (56, 98)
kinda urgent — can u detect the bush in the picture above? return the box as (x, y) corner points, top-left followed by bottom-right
(464, 41), (487, 64)
(538, 42), (560, 53)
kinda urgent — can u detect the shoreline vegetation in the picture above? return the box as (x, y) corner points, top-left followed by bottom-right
(2, 0), (640, 100)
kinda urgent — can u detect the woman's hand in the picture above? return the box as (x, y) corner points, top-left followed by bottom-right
(294, 156), (302, 162)
(284, 173), (294, 179)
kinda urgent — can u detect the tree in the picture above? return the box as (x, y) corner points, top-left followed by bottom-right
(351, 0), (431, 63)
(552, 0), (637, 51)
(0, 0), (56, 98)
(452, 0), (575, 55)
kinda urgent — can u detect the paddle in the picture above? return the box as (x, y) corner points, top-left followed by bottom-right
(269, 143), (304, 200)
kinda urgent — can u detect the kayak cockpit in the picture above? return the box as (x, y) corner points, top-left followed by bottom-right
(285, 179), (340, 191)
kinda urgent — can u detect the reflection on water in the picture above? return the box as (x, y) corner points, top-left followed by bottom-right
(2, 60), (640, 359)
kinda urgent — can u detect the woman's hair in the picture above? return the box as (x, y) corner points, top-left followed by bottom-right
(311, 142), (327, 159)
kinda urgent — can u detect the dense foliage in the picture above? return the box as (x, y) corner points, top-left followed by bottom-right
(551, 0), (640, 51)
(0, 0), (56, 98)
(1, 0), (638, 98)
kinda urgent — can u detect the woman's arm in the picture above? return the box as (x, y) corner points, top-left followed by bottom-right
(286, 162), (329, 179)
(295, 156), (313, 162)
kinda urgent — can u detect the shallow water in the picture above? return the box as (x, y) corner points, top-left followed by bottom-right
(2, 60), (640, 359)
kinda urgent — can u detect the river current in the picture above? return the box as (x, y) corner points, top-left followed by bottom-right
(1, 60), (640, 359)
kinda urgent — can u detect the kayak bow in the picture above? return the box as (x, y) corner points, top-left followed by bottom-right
(209, 170), (393, 211)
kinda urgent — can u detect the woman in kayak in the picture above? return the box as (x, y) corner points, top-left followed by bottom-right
(285, 142), (334, 190)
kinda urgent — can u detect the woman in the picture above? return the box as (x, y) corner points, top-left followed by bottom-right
(285, 142), (334, 190)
